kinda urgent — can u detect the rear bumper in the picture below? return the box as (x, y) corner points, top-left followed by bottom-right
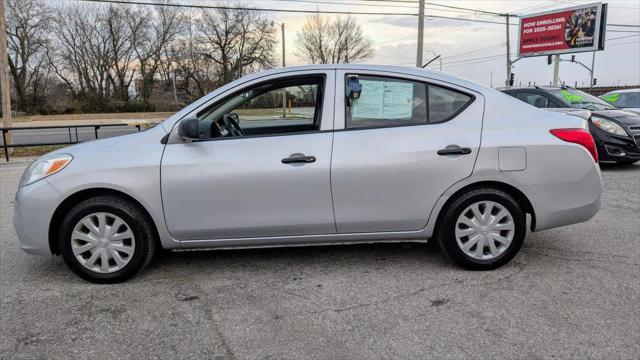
(13, 179), (60, 256)
(532, 164), (602, 231)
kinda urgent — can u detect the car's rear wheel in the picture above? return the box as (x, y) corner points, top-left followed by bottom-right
(437, 188), (526, 270)
(59, 196), (157, 283)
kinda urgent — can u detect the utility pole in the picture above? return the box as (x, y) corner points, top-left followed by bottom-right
(552, 55), (560, 85)
(504, 14), (512, 87)
(0, 0), (12, 146)
(416, 0), (425, 67)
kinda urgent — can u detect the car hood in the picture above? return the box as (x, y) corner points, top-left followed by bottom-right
(620, 108), (640, 115)
(591, 109), (640, 125)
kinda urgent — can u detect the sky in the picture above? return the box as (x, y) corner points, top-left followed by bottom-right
(198, 0), (640, 88)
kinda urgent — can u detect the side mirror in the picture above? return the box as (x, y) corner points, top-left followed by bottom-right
(178, 117), (200, 140)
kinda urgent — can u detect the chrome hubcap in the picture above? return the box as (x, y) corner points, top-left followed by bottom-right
(455, 201), (515, 260)
(71, 212), (135, 273)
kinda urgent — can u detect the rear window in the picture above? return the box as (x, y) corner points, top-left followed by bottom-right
(428, 85), (473, 123)
(601, 92), (640, 108)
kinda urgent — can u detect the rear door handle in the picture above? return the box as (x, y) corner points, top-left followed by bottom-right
(437, 146), (472, 156)
(281, 154), (316, 164)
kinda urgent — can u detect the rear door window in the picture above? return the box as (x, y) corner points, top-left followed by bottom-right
(345, 75), (473, 129)
(345, 76), (427, 129)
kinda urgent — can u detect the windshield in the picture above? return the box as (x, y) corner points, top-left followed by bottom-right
(549, 89), (617, 110)
(600, 92), (640, 108)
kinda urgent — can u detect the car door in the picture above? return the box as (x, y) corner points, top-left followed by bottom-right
(161, 71), (336, 240)
(331, 70), (483, 233)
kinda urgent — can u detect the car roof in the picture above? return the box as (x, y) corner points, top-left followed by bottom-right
(498, 85), (569, 92)
(239, 64), (487, 93)
(602, 88), (640, 94)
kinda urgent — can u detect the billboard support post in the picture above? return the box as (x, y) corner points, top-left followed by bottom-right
(552, 55), (560, 85)
(590, 51), (595, 88)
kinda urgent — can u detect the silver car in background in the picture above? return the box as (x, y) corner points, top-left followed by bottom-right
(13, 65), (602, 283)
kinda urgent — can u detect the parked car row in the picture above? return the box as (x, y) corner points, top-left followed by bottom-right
(14, 65), (606, 283)
(500, 86), (640, 164)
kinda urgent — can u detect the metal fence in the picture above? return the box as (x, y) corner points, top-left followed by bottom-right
(1, 123), (150, 161)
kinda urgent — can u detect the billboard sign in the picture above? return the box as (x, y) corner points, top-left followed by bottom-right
(518, 3), (608, 57)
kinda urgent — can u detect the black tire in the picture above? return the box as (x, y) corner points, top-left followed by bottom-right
(437, 188), (526, 270)
(59, 196), (157, 283)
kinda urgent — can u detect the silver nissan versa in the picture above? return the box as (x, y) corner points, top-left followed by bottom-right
(14, 65), (603, 283)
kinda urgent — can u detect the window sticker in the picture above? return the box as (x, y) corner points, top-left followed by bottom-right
(600, 93), (619, 103)
(560, 90), (584, 103)
(352, 80), (413, 120)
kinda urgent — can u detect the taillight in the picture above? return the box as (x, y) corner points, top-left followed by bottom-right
(550, 128), (599, 162)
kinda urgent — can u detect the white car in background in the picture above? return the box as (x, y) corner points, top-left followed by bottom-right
(600, 89), (640, 114)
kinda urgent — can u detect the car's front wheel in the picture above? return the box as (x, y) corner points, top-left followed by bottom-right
(437, 188), (526, 270)
(59, 196), (157, 283)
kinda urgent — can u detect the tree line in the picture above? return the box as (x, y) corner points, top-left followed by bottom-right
(6, 0), (373, 115)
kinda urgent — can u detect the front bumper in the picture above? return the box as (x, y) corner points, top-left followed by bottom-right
(13, 179), (61, 255)
(591, 126), (640, 162)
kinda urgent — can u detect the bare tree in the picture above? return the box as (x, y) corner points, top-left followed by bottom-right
(6, 0), (52, 113)
(49, 4), (115, 108)
(104, 5), (137, 104)
(296, 14), (373, 64)
(126, 2), (185, 106)
(196, 6), (277, 84)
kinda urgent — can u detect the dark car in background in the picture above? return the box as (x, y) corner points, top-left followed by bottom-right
(501, 86), (640, 164)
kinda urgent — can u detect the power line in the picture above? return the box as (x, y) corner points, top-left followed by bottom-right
(426, 14), (515, 26)
(607, 34), (640, 41)
(75, 0), (516, 26)
(75, 0), (419, 16)
(608, 23), (640, 28)
(74, 0), (636, 30)
(426, 2), (504, 16)
(250, 0), (418, 9)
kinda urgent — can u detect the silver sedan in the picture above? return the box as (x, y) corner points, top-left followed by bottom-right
(13, 65), (602, 283)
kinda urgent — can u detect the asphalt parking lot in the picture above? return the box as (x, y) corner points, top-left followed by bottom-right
(1, 160), (638, 359)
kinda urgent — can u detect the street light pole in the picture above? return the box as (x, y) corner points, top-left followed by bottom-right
(273, 21), (287, 118)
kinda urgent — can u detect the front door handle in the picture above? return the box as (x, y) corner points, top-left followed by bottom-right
(437, 146), (472, 156)
(281, 154), (316, 164)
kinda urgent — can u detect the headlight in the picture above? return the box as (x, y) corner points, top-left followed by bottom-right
(19, 153), (73, 187)
(591, 116), (627, 136)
